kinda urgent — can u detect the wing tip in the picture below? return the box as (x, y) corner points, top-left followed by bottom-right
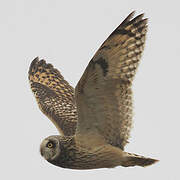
(127, 10), (136, 20)
(125, 11), (147, 26)
(119, 11), (135, 26)
(110, 11), (148, 38)
(28, 57), (53, 77)
(28, 57), (60, 84)
(121, 11), (148, 26)
(28, 57), (39, 78)
(29, 56), (39, 70)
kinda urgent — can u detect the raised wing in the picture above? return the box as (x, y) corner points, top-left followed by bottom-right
(29, 57), (77, 136)
(75, 12), (147, 149)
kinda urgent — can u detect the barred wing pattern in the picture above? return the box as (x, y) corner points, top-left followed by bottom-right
(75, 12), (147, 149)
(29, 58), (77, 136)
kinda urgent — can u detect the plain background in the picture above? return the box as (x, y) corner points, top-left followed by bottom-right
(0, 0), (179, 179)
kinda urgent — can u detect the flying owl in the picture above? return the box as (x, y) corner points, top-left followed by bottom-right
(28, 11), (158, 169)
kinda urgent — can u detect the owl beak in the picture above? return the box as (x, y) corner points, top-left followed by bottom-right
(40, 146), (50, 160)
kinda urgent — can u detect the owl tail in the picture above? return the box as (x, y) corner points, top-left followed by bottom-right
(122, 152), (159, 167)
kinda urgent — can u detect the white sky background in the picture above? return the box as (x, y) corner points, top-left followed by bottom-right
(0, 0), (179, 179)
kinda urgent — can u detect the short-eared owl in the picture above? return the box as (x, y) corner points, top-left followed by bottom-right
(29, 11), (158, 169)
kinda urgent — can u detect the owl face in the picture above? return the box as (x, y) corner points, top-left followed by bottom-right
(40, 136), (61, 161)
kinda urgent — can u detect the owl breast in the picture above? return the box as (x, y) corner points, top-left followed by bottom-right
(49, 138), (124, 169)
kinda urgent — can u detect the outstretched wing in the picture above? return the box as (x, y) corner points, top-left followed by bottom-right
(29, 57), (77, 136)
(75, 12), (147, 149)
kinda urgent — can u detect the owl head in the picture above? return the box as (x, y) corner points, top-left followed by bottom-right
(40, 136), (61, 161)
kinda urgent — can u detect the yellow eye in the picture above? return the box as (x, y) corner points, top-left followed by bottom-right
(47, 142), (53, 148)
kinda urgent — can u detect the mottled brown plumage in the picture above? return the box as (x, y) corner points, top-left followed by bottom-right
(29, 11), (158, 169)
(29, 58), (77, 136)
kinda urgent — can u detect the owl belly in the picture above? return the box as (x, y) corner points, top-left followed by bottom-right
(51, 144), (124, 170)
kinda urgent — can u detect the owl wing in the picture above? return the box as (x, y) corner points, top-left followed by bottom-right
(29, 57), (78, 136)
(75, 12), (148, 149)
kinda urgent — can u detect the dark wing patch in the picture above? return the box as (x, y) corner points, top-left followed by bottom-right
(29, 57), (77, 136)
(94, 57), (109, 76)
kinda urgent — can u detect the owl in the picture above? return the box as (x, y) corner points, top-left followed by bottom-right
(28, 11), (158, 169)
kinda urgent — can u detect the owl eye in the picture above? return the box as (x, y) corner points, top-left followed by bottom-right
(47, 142), (54, 148)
